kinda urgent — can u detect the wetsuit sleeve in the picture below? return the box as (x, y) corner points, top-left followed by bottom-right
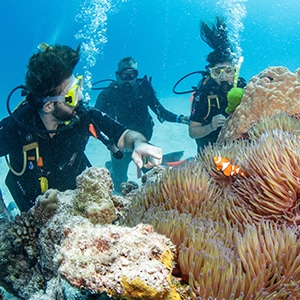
(150, 100), (179, 123)
(90, 108), (126, 146)
(142, 79), (179, 123)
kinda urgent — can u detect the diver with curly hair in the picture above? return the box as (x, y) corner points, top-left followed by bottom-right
(0, 44), (162, 212)
(189, 17), (247, 153)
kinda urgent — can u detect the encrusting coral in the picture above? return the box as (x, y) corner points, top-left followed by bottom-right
(0, 167), (181, 299)
(56, 221), (177, 299)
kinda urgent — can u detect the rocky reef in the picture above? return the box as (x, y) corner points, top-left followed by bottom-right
(0, 168), (180, 300)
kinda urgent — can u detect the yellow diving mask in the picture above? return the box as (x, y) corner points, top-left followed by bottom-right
(210, 66), (236, 79)
(38, 75), (84, 107)
(64, 75), (83, 107)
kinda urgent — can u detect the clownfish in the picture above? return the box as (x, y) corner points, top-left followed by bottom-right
(214, 156), (246, 177)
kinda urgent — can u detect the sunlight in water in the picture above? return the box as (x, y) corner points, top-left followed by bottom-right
(217, 0), (247, 62)
(75, 0), (128, 93)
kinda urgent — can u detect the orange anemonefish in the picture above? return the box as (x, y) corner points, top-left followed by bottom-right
(214, 156), (246, 177)
(165, 159), (186, 167)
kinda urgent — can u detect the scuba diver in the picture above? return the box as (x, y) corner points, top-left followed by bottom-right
(174, 17), (246, 153)
(0, 44), (162, 212)
(94, 56), (189, 193)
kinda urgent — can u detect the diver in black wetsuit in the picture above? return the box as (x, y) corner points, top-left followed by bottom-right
(95, 56), (189, 192)
(189, 17), (247, 153)
(0, 45), (162, 212)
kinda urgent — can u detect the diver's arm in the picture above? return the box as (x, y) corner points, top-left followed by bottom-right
(143, 80), (182, 123)
(117, 129), (147, 150)
(150, 97), (188, 124)
(189, 114), (226, 139)
(189, 121), (215, 139)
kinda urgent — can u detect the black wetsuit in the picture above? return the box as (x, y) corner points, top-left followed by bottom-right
(190, 77), (246, 152)
(95, 76), (179, 140)
(0, 101), (125, 211)
(94, 76), (180, 191)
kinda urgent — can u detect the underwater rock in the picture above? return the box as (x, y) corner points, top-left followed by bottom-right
(73, 167), (117, 225)
(218, 66), (300, 143)
(56, 222), (177, 299)
(0, 167), (181, 299)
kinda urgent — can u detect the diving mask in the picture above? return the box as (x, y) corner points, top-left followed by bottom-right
(118, 68), (138, 81)
(38, 75), (83, 107)
(210, 66), (235, 79)
(64, 75), (83, 107)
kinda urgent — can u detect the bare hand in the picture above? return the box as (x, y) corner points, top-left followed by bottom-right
(211, 114), (226, 130)
(179, 115), (190, 125)
(131, 143), (163, 169)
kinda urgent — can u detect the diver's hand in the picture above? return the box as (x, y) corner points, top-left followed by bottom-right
(178, 115), (190, 125)
(131, 142), (162, 169)
(211, 114), (226, 130)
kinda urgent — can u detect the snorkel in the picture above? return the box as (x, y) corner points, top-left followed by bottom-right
(225, 56), (245, 114)
(233, 56), (244, 88)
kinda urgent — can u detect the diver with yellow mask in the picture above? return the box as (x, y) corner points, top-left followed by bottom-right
(188, 17), (247, 153)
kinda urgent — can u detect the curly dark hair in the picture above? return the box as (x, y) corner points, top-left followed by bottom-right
(25, 44), (80, 99)
(200, 17), (234, 68)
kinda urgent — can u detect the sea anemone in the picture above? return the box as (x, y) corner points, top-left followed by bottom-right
(247, 113), (300, 141)
(124, 159), (223, 227)
(122, 113), (300, 299)
(229, 129), (300, 225)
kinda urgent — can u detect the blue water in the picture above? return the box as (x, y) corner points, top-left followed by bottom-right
(0, 1), (299, 297)
(1, 0), (300, 114)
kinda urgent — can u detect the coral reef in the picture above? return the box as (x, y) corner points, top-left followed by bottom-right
(218, 66), (300, 143)
(122, 113), (300, 299)
(1, 65), (300, 299)
(0, 167), (180, 299)
(73, 167), (117, 224)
